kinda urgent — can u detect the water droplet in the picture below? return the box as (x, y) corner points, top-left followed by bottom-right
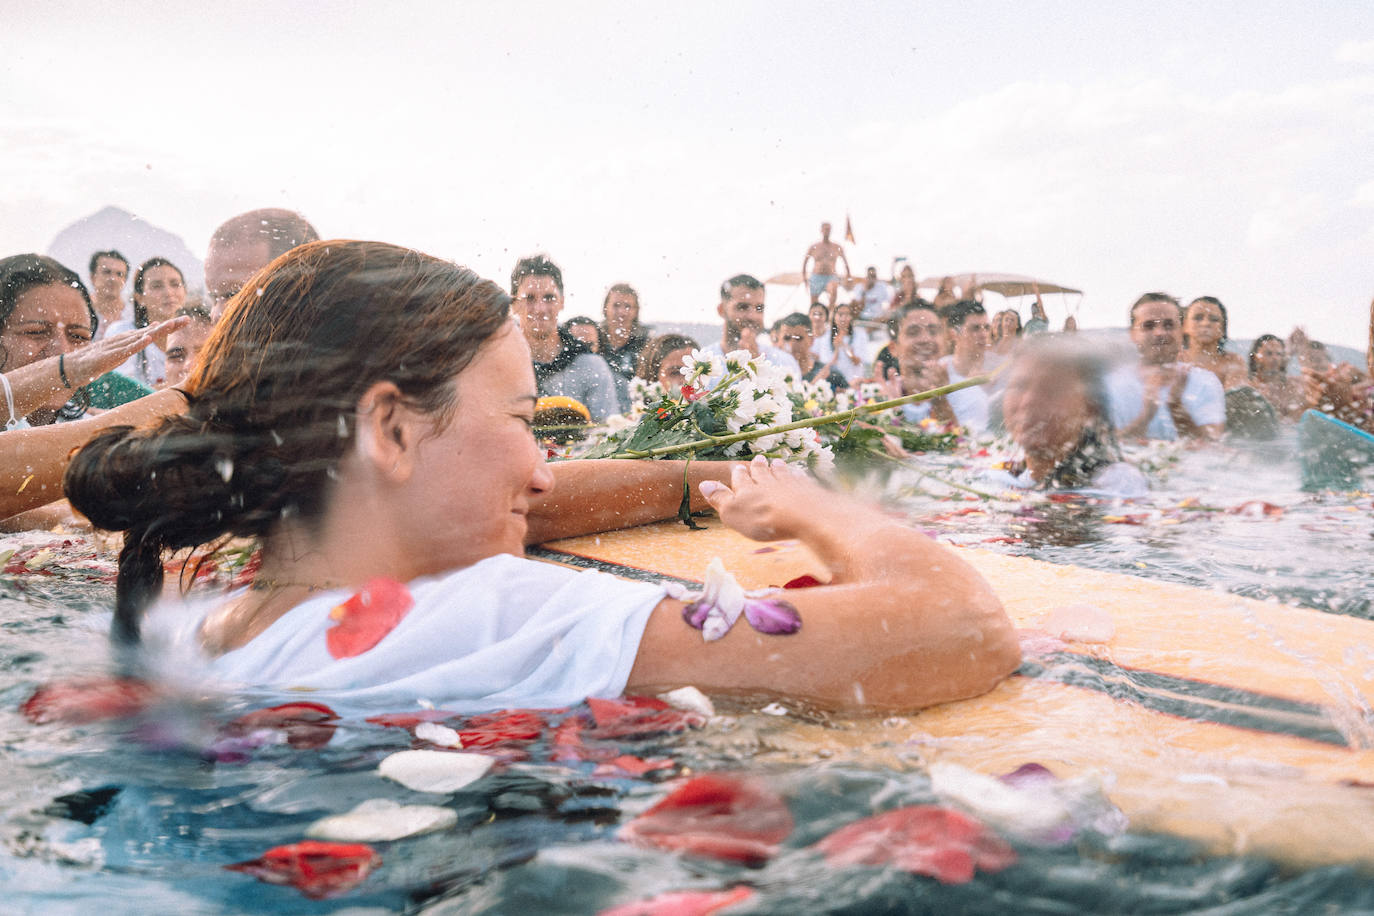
(215, 456), (233, 482)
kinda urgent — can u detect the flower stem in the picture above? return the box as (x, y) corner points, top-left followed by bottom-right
(608, 374), (993, 460)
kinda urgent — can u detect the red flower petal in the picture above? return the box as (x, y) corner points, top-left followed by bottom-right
(227, 702), (339, 750)
(594, 754), (676, 778)
(598, 886), (755, 916)
(325, 578), (414, 659)
(458, 709), (547, 749)
(587, 696), (700, 739)
(365, 710), (459, 729)
(225, 840), (380, 899)
(620, 773), (793, 865)
(20, 677), (156, 725)
(813, 805), (1017, 884)
(782, 574), (822, 589)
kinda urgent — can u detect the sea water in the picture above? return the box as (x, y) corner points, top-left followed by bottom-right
(1, 435), (1372, 914)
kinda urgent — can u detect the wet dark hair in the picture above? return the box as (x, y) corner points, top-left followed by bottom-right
(65, 240), (511, 645)
(131, 257), (185, 329)
(719, 273), (763, 301)
(0, 253), (98, 371)
(636, 333), (698, 384)
(563, 315), (598, 330)
(779, 311), (811, 329)
(510, 254), (563, 295)
(89, 250), (129, 277)
(886, 300), (939, 340)
(1184, 296), (1229, 351)
(1128, 292), (1181, 327)
(1248, 334), (1286, 377)
(942, 299), (986, 330)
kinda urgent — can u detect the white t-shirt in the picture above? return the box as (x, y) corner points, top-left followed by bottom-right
(104, 318), (167, 389)
(1105, 364), (1225, 440)
(145, 554), (665, 715)
(938, 356), (991, 434)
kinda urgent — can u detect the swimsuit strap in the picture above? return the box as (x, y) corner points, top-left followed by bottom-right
(1, 372), (17, 431)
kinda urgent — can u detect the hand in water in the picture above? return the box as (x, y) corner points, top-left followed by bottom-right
(698, 455), (820, 542)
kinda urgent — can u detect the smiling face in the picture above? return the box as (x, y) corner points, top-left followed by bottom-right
(953, 313), (992, 359)
(406, 323), (554, 566)
(895, 308), (944, 366)
(136, 264), (187, 325)
(1184, 299), (1226, 349)
(808, 303), (829, 338)
(1130, 300), (1183, 366)
(0, 284), (94, 397)
(832, 302), (854, 333)
(512, 274), (564, 343)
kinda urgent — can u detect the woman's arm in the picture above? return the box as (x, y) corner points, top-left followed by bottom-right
(1, 319), (187, 419)
(0, 388), (187, 519)
(626, 457), (1021, 712)
(524, 459), (741, 544)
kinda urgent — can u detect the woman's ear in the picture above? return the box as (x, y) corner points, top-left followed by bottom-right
(354, 380), (420, 482)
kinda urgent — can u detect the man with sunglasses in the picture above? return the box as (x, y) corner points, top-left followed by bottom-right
(1107, 292), (1225, 440)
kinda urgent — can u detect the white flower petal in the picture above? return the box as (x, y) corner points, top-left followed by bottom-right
(414, 721), (464, 748)
(379, 749), (493, 794)
(306, 798), (458, 842)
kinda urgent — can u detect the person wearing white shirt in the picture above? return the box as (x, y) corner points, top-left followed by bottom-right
(936, 300), (995, 434)
(704, 273), (800, 375)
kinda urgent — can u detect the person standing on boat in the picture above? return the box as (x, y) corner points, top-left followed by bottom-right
(596, 283), (650, 412)
(1106, 292), (1225, 441)
(87, 251), (130, 338)
(937, 300), (995, 433)
(801, 222), (850, 307)
(703, 274), (800, 375)
(510, 255), (618, 421)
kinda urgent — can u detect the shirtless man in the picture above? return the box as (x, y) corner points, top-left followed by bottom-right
(88, 250), (129, 336)
(1106, 293), (1225, 441)
(801, 222), (850, 307)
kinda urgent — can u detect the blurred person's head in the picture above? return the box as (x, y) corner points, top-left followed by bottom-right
(944, 299), (990, 359)
(636, 333), (699, 392)
(1184, 296), (1228, 353)
(562, 315), (600, 352)
(1248, 334), (1287, 378)
(993, 309), (1022, 341)
(888, 302), (944, 367)
(601, 284), (640, 344)
(778, 312), (813, 366)
(206, 209), (319, 320)
(717, 274), (766, 346)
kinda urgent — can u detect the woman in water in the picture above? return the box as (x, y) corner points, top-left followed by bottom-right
(65, 241), (1018, 713)
(1180, 296), (1246, 389)
(996, 336), (1147, 496)
(1, 254), (183, 432)
(1247, 335), (1306, 421)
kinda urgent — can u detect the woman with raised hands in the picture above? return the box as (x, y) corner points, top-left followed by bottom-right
(65, 240), (1018, 714)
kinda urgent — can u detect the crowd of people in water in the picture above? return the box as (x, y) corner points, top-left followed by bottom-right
(1, 208), (1371, 714)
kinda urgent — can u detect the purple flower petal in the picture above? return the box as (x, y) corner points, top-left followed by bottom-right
(999, 763), (1057, 788)
(682, 601), (713, 630)
(742, 598), (802, 635)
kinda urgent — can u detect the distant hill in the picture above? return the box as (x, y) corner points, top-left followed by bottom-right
(46, 206), (204, 294)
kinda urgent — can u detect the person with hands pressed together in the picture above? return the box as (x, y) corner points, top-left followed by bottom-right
(1106, 293), (1225, 442)
(879, 302), (957, 426)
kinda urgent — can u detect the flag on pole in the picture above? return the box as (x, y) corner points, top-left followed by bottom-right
(843, 214), (856, 244)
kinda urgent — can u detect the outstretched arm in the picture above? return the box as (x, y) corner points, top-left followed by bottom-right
(627, 457), (1020, 711)
(525, 459), (739, 544)
(0, 388), (188, 519)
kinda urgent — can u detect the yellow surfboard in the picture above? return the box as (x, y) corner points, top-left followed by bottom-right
(533, 519), (1374, 869)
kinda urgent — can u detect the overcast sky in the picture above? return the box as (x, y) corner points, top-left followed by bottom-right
(4, 0), (1372, 345)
